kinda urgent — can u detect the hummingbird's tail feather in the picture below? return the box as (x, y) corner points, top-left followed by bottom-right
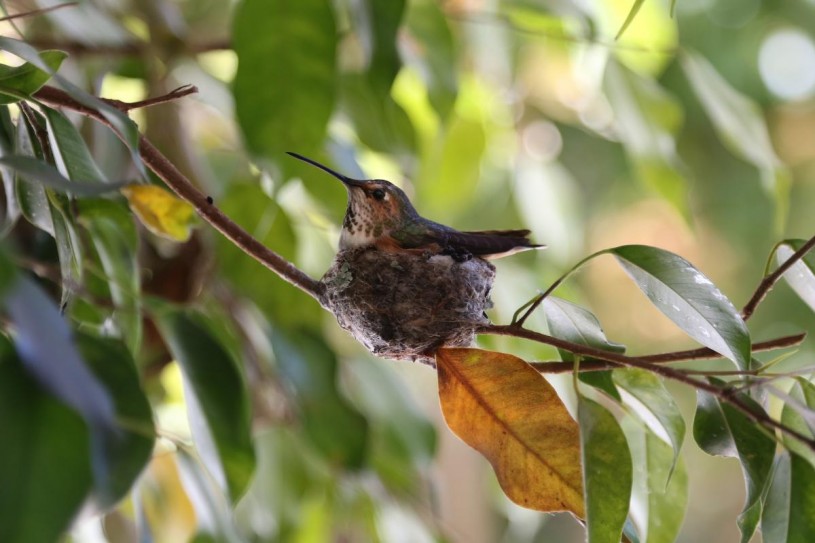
(441, 229), (545, 260)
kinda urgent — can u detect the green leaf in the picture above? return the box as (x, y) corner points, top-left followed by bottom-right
(780, 378), (815, 468)
(156, 309), (256, 502)
(604, 60), (688, 216)
(0, 335), (93, 543)
(613, 369), (685, 469)
(0, 156), (127, 196)
(776, 239), (815, 314)
(762, 450), (815, 543)
(3, 276), (116, 430)
(77, 199), (142, 353)
(365, 0), (406, 94)
(233, 0), (337, 165)
(681, 50), (788, 230)
(622, 417), (688, 543)
(693, 381), (775, 543)
(405, 0), (458, 120)
(42, 106), (106, 183)
(609, 245), (751, 369)
(0, 50), (66, 104)
(76, 334), (155, 508)
(270, 328), (369, 469)
(579, 397), (632, 543)
(616, 0), (646, 39)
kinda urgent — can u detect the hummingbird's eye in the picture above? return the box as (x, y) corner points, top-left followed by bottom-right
(372, 188), (386, 201)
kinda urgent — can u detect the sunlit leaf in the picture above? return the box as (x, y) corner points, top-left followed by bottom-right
(681, 50), (789, 230)
(622, 417), (688, 543)
(0, 335), (92, 543)
(233, 0), (336, 166)
(0, 50), (66, 104)
(78, 198), (142, 353)
(122, 184), (196, 242)
(579, 396), (632, 543)
(156, 309), (256, 502)
(436, 348), (584, 515)
(616, 0), (646, 39)
(694, 380), (775, 543)
(270, 329), (369, 469)
(776, 239), (815, 314)
(609, 245), (751, 369)
(762, 450), (815, 543)
(613, 369), (685, 468)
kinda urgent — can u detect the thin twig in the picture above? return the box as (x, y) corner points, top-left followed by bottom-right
(741, 235), (815, 320)
(33, 85), (327, 305)
(0, 2), (78, 23)
(481, 323), (815, 450)
(103, 85), (198, 112)
(23, 37), (231, 57)
(528, 333), (806, 374)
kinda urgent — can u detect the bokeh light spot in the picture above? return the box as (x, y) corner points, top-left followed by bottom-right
(759, 28), (815, 101)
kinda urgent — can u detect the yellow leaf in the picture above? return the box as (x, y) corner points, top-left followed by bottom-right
(436, 347), (585, 516)
(122, 185), (196, 242)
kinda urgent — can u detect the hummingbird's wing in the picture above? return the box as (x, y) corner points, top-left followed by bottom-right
(437, 229), (545, 260)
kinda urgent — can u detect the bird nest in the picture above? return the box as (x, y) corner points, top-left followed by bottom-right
(321, 247), (495, 366)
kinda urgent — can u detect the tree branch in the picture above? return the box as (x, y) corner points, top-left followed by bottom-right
(741, 236), (815, 320)
(103, 84), (198, 112)
(33, 85), (327, 306)
(24, 37), (231, 57)
(480, 324), (815, 450)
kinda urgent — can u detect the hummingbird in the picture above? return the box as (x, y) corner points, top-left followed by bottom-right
(287, 152), (544, 260)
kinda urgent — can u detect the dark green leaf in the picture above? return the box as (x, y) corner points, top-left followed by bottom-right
(0, 50), (66, 104)
(622, 417), (688, 543)
(610, 245), (750, 369)
(776, 239), (815, 313)
(579, 397), (632, 543)
(76, 334), (154, 508)
(3, 276), (116, 430)
(364, 0), (406, 94)
(0, 156), (128, 195)
(0, 335), (93, 543)
(614, 368), (685, 468)
(270, 329), (369, 469)
(762, 450), (815, 543)
(233, 0), (337, 165)
(42, 106), (106, 183)
(694, 381), (775, 543)
(156, 309), (256, 502)
(78, 199), (142, 353)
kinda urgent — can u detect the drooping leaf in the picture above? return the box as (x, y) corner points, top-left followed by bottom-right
(0, 50), (66, 104)
(156, 309), (256, 502)
(609, 245), (751, 369)
(0, 335), (93, 543)
(780, 378), (815, 468)
(364, 0), (406, 95)
(694, 380), (775, 543)
(121, 184), (196, 242)
(578, 396), (632, 543)
(761, 450), (815, 543)
(232, 0), (337, 166)
(77, 198), (142, 353)
(0, 156), (127, 196)
(42, 106), (106, 183)
(776, 239), (815, 314)
(3, 275), (116, 430)
(13, 108), (53, 234)
(604, 60), (688, 216)
(613, 368), (685, 468)
(681, 50), (789, 230)
(436, 348), (584, 515)
(76, 333), (155, 508)
(270, 328), (369, 469)
(622, 417), (688, 543)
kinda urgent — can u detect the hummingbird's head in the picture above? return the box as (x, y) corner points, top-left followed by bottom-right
(287, 153), (419, 245)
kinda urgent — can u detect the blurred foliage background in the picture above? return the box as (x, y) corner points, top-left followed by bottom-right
(3, 0), (815, 541)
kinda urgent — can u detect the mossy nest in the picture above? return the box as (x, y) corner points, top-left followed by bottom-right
(320, 247), (495, 365)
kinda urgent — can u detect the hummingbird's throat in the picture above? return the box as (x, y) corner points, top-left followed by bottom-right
(340, 203), (388, 249)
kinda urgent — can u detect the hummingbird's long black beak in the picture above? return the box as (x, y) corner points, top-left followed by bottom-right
(286, 152), (366, 188)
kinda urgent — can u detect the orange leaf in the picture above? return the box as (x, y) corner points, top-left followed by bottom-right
(436, 347), (585, 516)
